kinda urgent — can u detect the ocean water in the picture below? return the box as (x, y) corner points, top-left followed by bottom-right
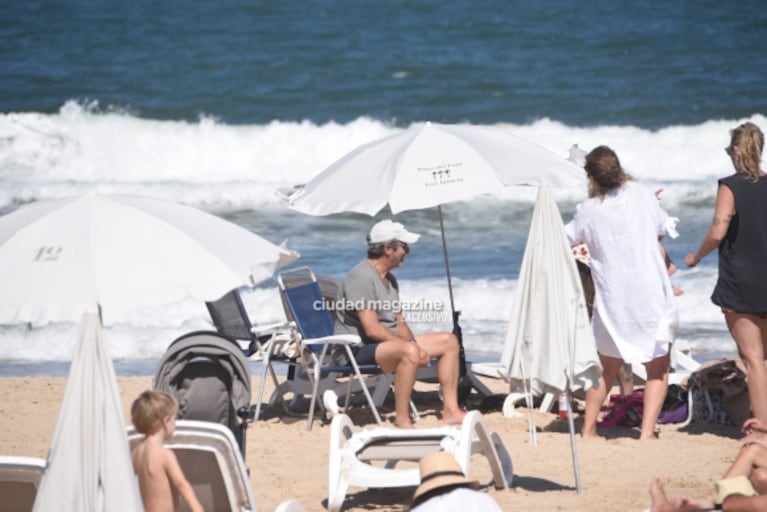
(1, 1), (766, 376)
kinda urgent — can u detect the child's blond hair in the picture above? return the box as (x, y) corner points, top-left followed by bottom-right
(131, 390), (178, 435)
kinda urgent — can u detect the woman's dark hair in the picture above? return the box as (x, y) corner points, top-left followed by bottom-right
(584, 145), (633, 198)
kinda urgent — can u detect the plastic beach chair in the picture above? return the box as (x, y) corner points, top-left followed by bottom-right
(327, 410), (513, 512)
(0, 455), (46, 512)
(127, 420), (255, 512)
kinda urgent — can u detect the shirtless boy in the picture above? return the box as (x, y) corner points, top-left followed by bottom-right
(130, 390), (204, 512)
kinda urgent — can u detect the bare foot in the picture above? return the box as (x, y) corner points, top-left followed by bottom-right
(649, 477), (677, 512)
(649, 477), (713, 512)
(678, 496), (715, 511)
(393, 418), (416, 429)
(580, 430), (603, 440)
(442, 408), (467, 426)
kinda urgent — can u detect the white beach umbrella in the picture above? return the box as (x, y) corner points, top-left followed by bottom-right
(0, 193), (298, 324)
(505, 184), (602, 493)
(0, 193), (299, 511)
(285, 121), (584, 216)
(281, 121), (584, 392)
(282, 122), (583, 314)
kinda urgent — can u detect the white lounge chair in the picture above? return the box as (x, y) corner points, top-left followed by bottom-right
(327, 410), (512, 512)
(0, 455), (46, 512)
(127, 420), (256, 512)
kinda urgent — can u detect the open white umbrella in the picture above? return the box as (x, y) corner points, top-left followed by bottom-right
(0, 193), (298, 324)
(0, 193), (299, 511)
(281, 122), (584, 393)
(505, 184), (601, 493)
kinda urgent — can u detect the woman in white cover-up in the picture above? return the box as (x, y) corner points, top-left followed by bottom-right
(565, 145), (678, 440)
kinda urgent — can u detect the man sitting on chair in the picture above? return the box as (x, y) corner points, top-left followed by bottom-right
(334, 219), (465, 429)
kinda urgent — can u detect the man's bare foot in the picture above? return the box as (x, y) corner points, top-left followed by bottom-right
(442, 408), (467, 426)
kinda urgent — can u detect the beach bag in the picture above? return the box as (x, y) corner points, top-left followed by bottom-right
(657, 384), (689, 424)
(598, 390), (644, 428)
(688, 359), (750, 426)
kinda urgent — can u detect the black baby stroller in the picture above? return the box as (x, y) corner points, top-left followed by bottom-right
(154, 331), (255, 457)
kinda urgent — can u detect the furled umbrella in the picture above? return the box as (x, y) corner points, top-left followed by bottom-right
(505, 184), (601, 493)
(0, 193), (299, 511)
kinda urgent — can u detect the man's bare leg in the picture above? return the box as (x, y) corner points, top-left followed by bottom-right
(416, 332), (465, 425)
(375, 340), (420, 428)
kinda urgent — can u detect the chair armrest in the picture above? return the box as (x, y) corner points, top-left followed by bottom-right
(301, 334), (362, 347)
(250, 321), (296, 337)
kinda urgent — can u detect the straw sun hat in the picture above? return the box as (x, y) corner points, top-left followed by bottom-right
(412, 451), (478, 501)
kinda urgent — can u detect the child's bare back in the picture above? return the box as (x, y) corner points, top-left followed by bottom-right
(131, 390), (203, 512)
(132, 436), (187, 512)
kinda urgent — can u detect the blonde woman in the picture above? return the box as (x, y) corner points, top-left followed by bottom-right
(686, 122), (767, 426)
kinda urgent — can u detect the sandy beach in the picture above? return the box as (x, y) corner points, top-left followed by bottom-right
(0, 374), (743, 511)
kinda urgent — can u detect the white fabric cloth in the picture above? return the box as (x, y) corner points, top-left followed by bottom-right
(410, 487), (503, 512)
(564, 181), (678, 363)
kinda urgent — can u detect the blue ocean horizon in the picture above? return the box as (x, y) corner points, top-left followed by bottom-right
(1, 1), (765, 375)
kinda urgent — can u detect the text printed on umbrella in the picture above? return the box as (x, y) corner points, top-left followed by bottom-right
(34, 246), (63, 261)
(418, 162), (466, 188)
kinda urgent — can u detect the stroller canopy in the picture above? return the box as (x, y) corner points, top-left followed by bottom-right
(154, 331), (252, 428)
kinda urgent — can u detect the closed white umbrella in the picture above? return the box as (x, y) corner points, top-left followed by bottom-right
(506, 185), (601, 396)
(505, 184), (602, 493)
(0, 193), (299, 511)
(33, 310), (141, 511)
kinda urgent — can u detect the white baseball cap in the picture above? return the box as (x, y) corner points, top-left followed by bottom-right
(367, 219), (421, 244)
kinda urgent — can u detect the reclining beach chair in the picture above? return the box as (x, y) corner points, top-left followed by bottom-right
(206, 288), (300, 422)
(276, 266), (390, 431)
(327, 410), (512, 512)
(154, 331), (256, 457)
(127, 420), (255, 512)
(0, 455), (46, 512)
(205, 288), (291, 358)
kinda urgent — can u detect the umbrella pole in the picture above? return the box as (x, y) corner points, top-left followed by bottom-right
(564, 382), (583, 494)
(437, 206), (468, 375)
(437, 205), (457, 320)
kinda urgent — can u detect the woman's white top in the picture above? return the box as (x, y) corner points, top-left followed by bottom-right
(565, 181), (678, 363)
